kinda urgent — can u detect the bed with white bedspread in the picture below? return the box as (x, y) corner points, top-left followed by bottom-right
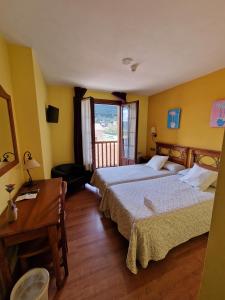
(91, 164), (173, 196)
(100, 174), (215, 274)
(91, 143), (189, 196)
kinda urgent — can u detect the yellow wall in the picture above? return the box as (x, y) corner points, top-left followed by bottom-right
(32, 52), (52, 178)
(0, 35), (53, 214)
(198, 131), (225, 299)
(48, 87), (149, 166)
(147, 69), (225, 153)
(8, 45), (53, 181)
(48, 86), (74, 166)
(9, 44), (45, 181)
(0, 35), (24, 213)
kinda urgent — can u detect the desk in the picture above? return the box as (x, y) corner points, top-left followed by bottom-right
(0, 178), (63, 292)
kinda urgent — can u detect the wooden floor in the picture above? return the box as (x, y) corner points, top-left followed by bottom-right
(49, 189), (208, 300)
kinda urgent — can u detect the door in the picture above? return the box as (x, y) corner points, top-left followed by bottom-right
(121, 101), (139, 165)
(94, 102), (120, 168)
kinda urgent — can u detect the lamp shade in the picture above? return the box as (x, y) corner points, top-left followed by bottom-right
(24, 158), (40, 170)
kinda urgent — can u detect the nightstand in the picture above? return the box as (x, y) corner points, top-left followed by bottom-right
(138, 155), (152, 164)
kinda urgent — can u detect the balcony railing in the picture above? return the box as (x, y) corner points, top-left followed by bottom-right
(95, 141), (119, 168)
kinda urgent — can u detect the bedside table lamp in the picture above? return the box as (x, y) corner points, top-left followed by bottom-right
(23, 151), (40, 186)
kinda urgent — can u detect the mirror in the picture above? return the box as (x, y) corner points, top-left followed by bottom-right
(0, 85), (19, 176)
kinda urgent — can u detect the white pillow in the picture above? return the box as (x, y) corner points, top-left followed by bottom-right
(180, 164), (218, 191)
(178, 168), (191, 176)
(146, 155), (169, 170)
(163, 161), (185, 172)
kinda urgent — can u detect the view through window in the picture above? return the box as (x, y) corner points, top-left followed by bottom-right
(94, 104), (119, 168)
(94, 104), (119, 141)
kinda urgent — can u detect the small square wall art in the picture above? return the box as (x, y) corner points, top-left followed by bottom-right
(210, 100), (225, 128)
(167, 108), (181, 129)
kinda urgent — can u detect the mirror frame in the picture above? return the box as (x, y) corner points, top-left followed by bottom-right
(0, 85), (19, 176)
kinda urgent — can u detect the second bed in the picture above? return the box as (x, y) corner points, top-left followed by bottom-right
(99, 148), (220, 274)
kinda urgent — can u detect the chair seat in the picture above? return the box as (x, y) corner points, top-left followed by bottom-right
(51, 163), (92, 193)
(18, 238), (50, 258)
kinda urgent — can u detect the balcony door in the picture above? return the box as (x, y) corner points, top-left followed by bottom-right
(92, 99), (139, 169)
(121, 101), (139, 165)
(94, 101), (120, 168)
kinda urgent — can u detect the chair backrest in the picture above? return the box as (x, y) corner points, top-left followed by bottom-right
(59, 181), (67, 249)
(60, 181), (67, 213)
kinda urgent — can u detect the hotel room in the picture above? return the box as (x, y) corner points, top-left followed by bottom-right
(0, 1), (225, 299)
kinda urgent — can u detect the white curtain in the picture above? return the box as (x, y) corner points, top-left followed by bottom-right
(128, 102), (137, 160)
(81, 98), (93, 170)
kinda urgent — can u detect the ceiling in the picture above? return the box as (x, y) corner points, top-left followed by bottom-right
(1, 0), (225, 95)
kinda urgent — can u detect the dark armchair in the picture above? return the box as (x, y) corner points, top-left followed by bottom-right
(51, 163), (92, 194)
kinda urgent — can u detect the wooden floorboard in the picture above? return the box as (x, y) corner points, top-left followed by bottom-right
(49, 189), (208, 300)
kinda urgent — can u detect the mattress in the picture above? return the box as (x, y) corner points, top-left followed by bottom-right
(91, 164), (174, 196)
(100, 175), (215, 274)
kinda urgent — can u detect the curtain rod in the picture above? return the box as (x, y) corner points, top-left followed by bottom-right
(82, 96), (94, 100)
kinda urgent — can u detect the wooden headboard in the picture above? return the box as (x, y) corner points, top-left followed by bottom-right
(156, 142), (189, 167)
(190, 148), (221, 171)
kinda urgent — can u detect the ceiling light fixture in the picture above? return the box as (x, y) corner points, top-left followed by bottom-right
(122, 57), (133, 65)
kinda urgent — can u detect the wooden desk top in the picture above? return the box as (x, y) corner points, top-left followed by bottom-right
(0, 178), (62, 238)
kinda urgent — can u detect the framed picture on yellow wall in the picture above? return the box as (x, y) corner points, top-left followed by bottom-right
(210, 100), (225, 128)
(167, 108), (181, 129)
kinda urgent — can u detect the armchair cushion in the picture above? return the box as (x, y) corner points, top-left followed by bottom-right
(51, 163), (92, 193)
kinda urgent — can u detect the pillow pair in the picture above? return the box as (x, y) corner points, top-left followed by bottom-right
(180, 163), (218, 191)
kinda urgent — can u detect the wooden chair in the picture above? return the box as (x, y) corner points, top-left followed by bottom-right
(18, 181), (69, 277)
(58, 181), (68, 275)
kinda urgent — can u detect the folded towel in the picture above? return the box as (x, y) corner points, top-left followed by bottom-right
(144, 192), (180, 214)
(144, 194), (186, 215)
(144, 187), (213, 215)
(144, 196), (172, 214)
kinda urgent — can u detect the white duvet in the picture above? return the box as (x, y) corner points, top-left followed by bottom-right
(100, 175), (215, 273)
(91, 164), (173, 196)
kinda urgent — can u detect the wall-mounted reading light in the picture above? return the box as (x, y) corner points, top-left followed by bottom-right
(151, 126), (157, 139)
